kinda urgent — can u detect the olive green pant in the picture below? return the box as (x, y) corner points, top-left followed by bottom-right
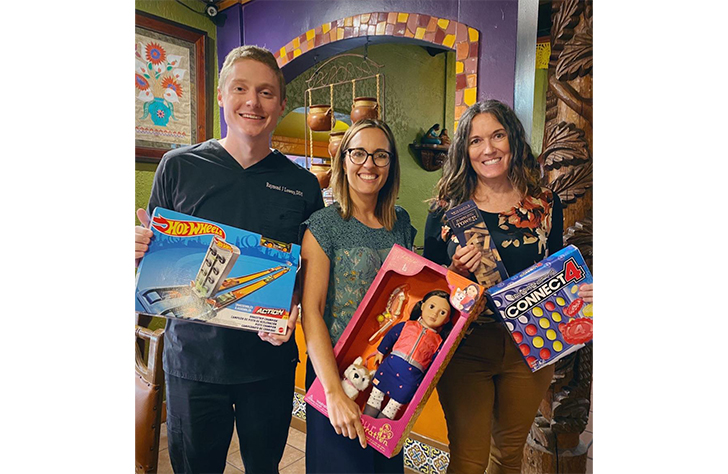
(437, 324), (555, 474)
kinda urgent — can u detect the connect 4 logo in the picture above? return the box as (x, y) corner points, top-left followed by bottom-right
(504, 258), (586, 319)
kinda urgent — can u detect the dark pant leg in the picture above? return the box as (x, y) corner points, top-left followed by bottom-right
(436, 326), (500, 474)
(165, 373), (235, 474)
(487, 328), (555, 474)
(305, 357), (404, 474)
(232, 363), (296, 474)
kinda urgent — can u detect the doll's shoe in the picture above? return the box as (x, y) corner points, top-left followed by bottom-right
(363, 404), (380, 417)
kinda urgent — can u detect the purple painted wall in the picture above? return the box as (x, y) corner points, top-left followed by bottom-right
(216, 0), (519, 137)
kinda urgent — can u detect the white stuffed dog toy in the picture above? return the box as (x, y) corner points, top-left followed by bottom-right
(341, 356), (374, 399)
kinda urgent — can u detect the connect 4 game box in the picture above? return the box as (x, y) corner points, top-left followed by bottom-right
(135, 208), (299, 335)
(486, 245), (593, 372)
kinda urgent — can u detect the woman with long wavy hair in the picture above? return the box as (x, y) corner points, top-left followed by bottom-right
(424, 100), (593, 474)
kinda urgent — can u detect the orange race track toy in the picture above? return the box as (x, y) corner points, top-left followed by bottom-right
(135, 208), (299, 335)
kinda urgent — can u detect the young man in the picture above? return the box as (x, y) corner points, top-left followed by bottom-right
(135, 45), (324, 473)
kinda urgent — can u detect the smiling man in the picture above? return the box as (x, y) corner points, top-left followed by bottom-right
(135, 46), (323, 474)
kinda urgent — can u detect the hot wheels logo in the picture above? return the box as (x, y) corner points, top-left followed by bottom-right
(213, 236), (234, 252)
(151, 215), (226, 238)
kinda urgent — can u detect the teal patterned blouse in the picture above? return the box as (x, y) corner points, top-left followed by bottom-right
(302, 204), (417, 345)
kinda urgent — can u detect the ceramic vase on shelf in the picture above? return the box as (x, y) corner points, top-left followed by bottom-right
(308, 104), (335, 131)
(328, 130), (345, 158)
(316, 168), (332, 189)
(350, 97), (379, 123)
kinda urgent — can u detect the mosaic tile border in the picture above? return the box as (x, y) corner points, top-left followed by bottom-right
(292, 393), (450, 473)
(273, 12), (480, 130)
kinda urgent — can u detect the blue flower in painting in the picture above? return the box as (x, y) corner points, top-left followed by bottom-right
(135, 74), (150, 91)
(145, 42), (167, 65)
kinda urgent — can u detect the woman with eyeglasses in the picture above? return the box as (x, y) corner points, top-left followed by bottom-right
(424, 100), (593, 474)
(300, 119), (415, 473)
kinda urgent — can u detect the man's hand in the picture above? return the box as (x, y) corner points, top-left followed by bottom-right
(135, 208), (153, 267)
(258, 302), (299, 346)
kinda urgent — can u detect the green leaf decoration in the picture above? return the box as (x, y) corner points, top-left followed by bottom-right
(141, 102), (150, 120)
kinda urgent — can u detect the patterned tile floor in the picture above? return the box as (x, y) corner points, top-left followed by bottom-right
(156, 424), (306, 473)
(155, 402), (592, 474)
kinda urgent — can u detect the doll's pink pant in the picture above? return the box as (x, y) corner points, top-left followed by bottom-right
(437, 323), (555, 474)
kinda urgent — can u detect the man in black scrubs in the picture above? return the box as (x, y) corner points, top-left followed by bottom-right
(135, 45), (323, 473)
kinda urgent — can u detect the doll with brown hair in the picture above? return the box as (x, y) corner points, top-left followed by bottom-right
(363, 290), (454, 419)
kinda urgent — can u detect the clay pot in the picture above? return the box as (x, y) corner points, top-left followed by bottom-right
(316, 168), (332, 189)
(350, 97), (379, 123)
(308, 104), (335, 131)
(328, 131), (346, 158)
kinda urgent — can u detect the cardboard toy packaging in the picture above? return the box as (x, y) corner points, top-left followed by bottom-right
(487, 245), (593, 372)
(304, 244), (486, 458)
(135, 208), (299, 335)
(445, 199), (508, 288)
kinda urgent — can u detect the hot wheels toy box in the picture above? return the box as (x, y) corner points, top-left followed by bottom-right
(486, 245), (593, 372)
(304, 244), (486, 458)
(135, 208), (299, 335)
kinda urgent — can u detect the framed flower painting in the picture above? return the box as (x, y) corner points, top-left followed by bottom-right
(135, 12), (209, 163)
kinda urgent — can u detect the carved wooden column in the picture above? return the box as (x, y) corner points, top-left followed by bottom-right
(523, 1), (593, 473)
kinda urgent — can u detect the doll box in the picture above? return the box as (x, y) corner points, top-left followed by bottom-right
(486, 245), (593, 372)
(304, 244), (486, 458)
(135, 208), (300, 335)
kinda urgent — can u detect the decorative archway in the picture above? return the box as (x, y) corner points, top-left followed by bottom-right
(273, 12), (480, 131)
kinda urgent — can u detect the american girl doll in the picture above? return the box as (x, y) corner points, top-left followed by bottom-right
(363, 290), (454, 419)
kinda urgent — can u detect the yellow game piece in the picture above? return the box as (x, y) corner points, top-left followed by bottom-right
(571, 285), (579, 294)
(551, 312), (562, 322)
(532, 337), (544, 348)
(539, 318), (550, 329)
(556, 297), (566, 306)
(553, 341), (563, 352)
(532, 307), (543, 317)
(546, 329), (556, 340)
(583, 304), (593, 317)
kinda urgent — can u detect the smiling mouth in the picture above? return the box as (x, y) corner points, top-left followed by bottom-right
(481, 157), (502, 165)
(358, 173), (379, 181)
(239, 113), (264, 120)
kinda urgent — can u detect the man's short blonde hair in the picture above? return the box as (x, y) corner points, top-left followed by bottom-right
(218, 45), (286, 103)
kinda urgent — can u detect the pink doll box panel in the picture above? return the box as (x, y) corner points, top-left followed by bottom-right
(303, 244), (486, 458)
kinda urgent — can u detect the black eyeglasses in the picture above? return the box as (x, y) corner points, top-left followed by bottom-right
(345, 148), (391, 167)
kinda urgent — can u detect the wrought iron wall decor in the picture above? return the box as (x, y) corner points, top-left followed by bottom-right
(302, 54), (385, 167)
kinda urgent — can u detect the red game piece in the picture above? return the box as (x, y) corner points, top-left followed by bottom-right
(539, 348), (551, 360)
(512, 331), (523, 344)
(525, 324), (538, 336)
(545, 301), (555, 311)
(519, 344), (530, 356)
(564, 298), (585, 317)
(562, 318), (593, 345)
